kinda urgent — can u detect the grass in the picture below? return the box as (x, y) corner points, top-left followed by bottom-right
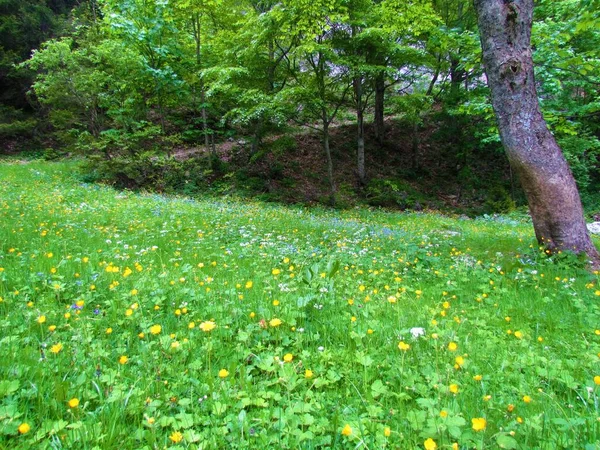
(0, 160), (599, 449)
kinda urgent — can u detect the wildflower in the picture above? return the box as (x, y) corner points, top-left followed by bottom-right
(514, 331), (523, 339)
(398, 341), (410, 351)
(245, 281), (253, 289)
(594, 376), (600, 385)
(471, 417), (486, 431)
(440, 410), (448, 418)
(150, 324), (162, 335)
(18, 423), (30, 434)
(272, 268), (281, 275)
(48, 325), (56, 332)
(507, 404), (515, 412)
(409, 327), (425, 338)
(424, 438), (437, 450)
(341, 424), (352, 436)
(50, 343), (63, 354)
(37, 315), (46, 324)
(448, 342), (458, 351)
(199, 321), (216, 332)
(218, 369), (229, 378)
(384, 426), (391, 437)
(169, 431), (183, 443)
(269, 318), (282, 327)
(455, 356), (465, 367)
(119, 355), (128, 365)
(188, 322), (195, 329)
(473, 374), (482, 381)
(105, 327), (112, 334)
(283, 353), (293, 362)
(449, 384), (459, 394)
(523, 395), (532, 403)
(68, 398), (79, 408)
(305, 369), (313, 378)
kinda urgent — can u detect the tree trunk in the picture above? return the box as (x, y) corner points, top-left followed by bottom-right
(474, 0), (599, 265)
(354, 76), (366, 185)
(322, 116), (335, 206)
(374, 71), (385, 144)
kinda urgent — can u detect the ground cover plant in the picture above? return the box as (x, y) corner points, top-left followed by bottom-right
(1, 160), (600, 449)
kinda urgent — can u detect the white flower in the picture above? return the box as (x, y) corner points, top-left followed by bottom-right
(409, 327), (425, 339)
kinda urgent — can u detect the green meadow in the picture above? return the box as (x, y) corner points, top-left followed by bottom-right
(0, 160), (599, 449)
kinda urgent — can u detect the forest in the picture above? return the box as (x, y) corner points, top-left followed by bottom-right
(1, 0), (600, 449)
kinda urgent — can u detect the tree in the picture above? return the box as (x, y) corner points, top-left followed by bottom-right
(474, 0), (599, 265)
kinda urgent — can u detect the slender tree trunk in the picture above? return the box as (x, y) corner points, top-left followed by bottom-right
(322, 115), (335, 206)
(374, 71), (385, 144)
(200, 87), (210, 152)
(475, 0), (599, 265)
(354, 76), (366, 185)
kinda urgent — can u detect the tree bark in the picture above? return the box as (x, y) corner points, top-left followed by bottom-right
(322, 114), (336, 206)
(354, 76), (366, 185)
(474, 0), (599, 265)
(374, 71), (385, 144)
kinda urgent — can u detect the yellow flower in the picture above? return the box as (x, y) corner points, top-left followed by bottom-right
(594, 376), (600, 385)
(523, 395), (532, 403)
(514, 331), (523, 339)
(199, 321), (216, 332)
(245, 281), (253, 289)
(150, 324), (162, 335)
(384, 426), (391, 437)
(440, 410), (448, 418)
(424, 438), (437, 450)
(471, 417), (487, 431)
(449, 384), (459, 394)
(448, 342), (458, 351)
(473, 374), (482, 381)
(48, 325), (56, 332)
(37, 315), (46, 324)
(123, 267), (133, 277)
(125, 309), (133, 317)
(18, 423), (30, 434)
(455, 356), (465, 367)
(398, 341), (410, 351)
(169, 431), (183, 443)
(272, 268), (281, 275)
(188, 322), (195, 329)
(269, 318), (282, 327)
(68, 398), (79, 408)
(218, 369), (229, 378)
(283, 353), (293, 363)
(415, 290), (422, 296)
(119, 355), (128, 365)
(50, 343), (63, 354)
(105, 327), (112, 334)
(341, 424), (352, 436)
